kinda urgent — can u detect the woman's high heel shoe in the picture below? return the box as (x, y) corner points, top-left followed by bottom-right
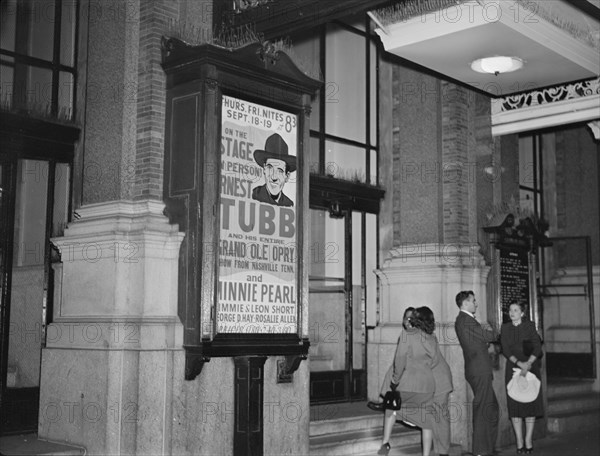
(525, 446), (534, 453)
(377, 442), (391, 455)
(516, 447), (524, 454)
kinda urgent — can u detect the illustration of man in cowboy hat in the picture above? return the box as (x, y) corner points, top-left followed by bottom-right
(252, 133), (296, 207)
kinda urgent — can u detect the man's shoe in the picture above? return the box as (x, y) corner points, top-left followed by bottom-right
(367, 401), (384, 412)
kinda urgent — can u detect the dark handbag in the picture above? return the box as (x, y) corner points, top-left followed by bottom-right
(383, 389), (402, 411)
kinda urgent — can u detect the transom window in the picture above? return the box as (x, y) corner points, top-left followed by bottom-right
(292, 15), (379, 185)
(1, 0), (78, 119)
(518, 134), (543, 219)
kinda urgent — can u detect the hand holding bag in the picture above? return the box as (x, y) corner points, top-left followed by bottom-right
(507, 367), (540, 403)
(383, 382), (402, 411)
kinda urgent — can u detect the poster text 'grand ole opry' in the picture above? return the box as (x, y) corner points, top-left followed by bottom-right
(0, 0), (599, 455)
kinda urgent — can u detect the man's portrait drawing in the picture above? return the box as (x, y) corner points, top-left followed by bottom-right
(252, 133), (296, 207)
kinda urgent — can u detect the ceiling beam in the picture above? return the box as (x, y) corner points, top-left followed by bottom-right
(225, 0), (396, 38)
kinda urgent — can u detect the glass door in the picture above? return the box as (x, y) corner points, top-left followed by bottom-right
(308, 208), (367, 402)
(0, 158), (71, 434)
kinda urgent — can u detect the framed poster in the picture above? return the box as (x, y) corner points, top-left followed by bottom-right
(218, 95), (299, 335)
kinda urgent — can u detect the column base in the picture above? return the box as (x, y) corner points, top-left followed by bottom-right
(39, 200), (184, 455)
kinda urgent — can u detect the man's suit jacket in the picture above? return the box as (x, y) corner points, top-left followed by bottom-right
(455, 311), (496, 378)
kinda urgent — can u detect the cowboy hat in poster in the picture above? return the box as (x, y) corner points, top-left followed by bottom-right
(218, 95), (298, 334)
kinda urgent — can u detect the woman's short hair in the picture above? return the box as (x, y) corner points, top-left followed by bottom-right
(412, 306), (435, 335)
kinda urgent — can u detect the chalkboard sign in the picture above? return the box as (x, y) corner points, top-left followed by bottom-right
(499, 248), (530, 323)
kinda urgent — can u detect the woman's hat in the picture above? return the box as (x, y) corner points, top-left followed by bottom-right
(253, 134), (297, 173)
(507, 368), (541, 403)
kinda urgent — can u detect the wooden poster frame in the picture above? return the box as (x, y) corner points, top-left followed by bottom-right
(162, 38), (321, 380)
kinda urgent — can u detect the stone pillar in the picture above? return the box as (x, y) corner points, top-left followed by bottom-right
(80, 0), (141, 204)
(372, 66), (501, 453)
(36, 2), (216, 453)
(38, 2), (182, 453)
(40, 201), (184, 455)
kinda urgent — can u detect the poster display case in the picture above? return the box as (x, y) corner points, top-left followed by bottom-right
(161, 38), (321, 380)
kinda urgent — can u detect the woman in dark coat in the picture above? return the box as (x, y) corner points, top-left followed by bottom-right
(368, 307), (415, 412)
(501, 302), (544, 454)
(378, 306), (438, 456)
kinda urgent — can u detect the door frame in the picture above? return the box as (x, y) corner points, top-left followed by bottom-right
(308, 176), (383, 403)
(0, 113), (78, 435)
(308, 208), (367, 403)
(0, 157), (56, 434)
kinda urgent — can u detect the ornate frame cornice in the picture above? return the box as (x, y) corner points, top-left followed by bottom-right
(491, 77), (600, 137)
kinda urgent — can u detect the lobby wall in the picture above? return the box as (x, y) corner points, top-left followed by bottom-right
(370, 56), (522, 452)
(38, 1), (311, 455)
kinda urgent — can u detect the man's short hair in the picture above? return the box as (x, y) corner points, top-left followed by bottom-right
(455, 290), (474, 308)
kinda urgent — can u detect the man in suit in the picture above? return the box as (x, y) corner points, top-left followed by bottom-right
(455, 290), (499, 456)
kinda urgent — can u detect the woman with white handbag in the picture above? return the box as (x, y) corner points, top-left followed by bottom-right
(501, 302), (544, 454)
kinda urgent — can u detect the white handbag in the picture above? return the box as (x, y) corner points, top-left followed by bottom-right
(507, 367), (540, 403)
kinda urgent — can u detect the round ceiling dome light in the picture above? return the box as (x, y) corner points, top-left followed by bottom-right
(471, 56), (524, 75)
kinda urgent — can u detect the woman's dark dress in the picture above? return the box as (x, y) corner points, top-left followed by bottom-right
(500, 320), (544, 418)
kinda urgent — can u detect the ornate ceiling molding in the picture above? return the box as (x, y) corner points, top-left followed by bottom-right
(491, 77), (600, 136)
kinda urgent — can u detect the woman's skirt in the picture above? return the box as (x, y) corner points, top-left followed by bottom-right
(395, 391), (435, 430)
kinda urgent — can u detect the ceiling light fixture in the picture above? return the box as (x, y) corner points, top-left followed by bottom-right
(471, 56), (524, 75)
